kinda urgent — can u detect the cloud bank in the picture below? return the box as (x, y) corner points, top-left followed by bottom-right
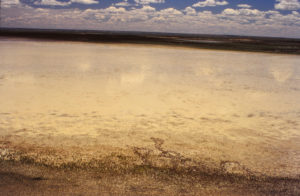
(1, 0), (300, 38)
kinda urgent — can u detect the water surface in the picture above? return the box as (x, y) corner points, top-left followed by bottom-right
(0, 38), (300, 178)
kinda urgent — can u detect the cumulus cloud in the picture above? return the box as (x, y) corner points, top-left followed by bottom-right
(1, 1), (300, 38)
(184, 7), (197, 15)
(275, 0), (300, 10)
(34, 0), (71, 6)
(1, 0), (20, 8)
(223, 8), (262, 16)
(141, 5), (156, 12)
(72, 0), (98, 5)
(237, 4), (252, 8)
(34, 0), (98, 6)
(193, 0), (228, 7)
(159, 8), (182, 15)
(105, 6), (126, 13)
(134, 0), (164, 5)
(222, 8), (239, 15)
(114, 0), (130, 7)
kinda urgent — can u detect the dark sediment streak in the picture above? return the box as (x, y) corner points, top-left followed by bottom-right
(1, 138), (299, 195)
(1, 28), (300, 54)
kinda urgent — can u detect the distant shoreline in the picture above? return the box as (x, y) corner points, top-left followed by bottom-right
(1, 28), (300, 55)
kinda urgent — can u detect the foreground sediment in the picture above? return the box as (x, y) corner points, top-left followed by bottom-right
(1, 139), (299, 195)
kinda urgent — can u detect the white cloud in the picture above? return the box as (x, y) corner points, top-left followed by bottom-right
(141, 5), (156, 12)
(34, 0), (98, 6)
(1, 3), (300, 38)
(105, 6), (126, 13)
(1, 0), (20, 8)
(237, 4), (252, 8)
(134, 0), (165, 5)
(184, 7), (196, 15)
(34, 0), (71, 6)
(114, 0), (130, 7)
(222, 8), (239, 15)
(72, 0), (98, 5)
(275, 0), (300, 10)
(162, 8), (181, 14)
(193, 0), (228, 7)
(223, 8), (264, 16)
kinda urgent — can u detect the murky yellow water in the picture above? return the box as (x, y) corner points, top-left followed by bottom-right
(0, 38), (300, 178)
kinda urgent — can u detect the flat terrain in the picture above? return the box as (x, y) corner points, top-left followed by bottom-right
(1, 28), (300, 54)
(0, 37), (300, 195)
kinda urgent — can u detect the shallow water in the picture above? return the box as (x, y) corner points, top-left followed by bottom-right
(0, 38), (300, 178)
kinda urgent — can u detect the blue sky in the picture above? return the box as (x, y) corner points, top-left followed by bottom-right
(1, 0), (300, 38)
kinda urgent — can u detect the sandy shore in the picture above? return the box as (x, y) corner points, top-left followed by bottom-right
(0, 38), (300, 195)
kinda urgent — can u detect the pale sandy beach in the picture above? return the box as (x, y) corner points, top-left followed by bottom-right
(0, 38), (300, 195)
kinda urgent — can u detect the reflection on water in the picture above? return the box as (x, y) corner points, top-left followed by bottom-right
(269, 61), (295, 83)
(0, 39), (300, 178)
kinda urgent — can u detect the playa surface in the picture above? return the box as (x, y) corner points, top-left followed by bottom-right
(0, 38), (300, 195)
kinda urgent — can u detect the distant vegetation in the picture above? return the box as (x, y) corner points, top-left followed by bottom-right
(1, 28), (300, 54)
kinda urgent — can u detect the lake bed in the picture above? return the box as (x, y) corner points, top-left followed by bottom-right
(0, 38), (300, 194)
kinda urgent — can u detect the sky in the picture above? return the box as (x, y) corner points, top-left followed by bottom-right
(1, 0), (300, 38)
